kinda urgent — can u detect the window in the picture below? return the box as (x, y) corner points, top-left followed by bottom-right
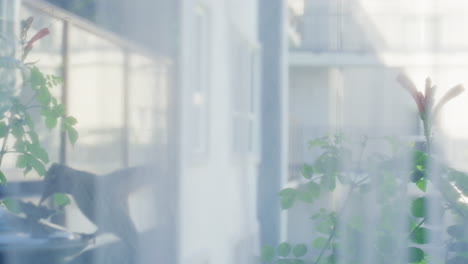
(67, 25), (125, 173)
(128, 53), (168, 166)
(188, 4), (210, 160)
(230, 28), (260, 159)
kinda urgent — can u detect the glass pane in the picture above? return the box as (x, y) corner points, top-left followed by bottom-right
(12, 1), (468, 264)
(67, 25), (125, 173)
(15, 6), (63, 178)
(128, 53), (168, 166)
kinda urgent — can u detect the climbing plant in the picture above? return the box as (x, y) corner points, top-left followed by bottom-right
(261, 75), (468, 264)
(0, 17), (78, 210)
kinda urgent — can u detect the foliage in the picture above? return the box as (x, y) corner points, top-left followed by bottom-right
(261, 76), (468, 264)
(0, 17), (77, 209)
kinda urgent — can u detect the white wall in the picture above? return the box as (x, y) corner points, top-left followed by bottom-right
(178, 0), (260, 263)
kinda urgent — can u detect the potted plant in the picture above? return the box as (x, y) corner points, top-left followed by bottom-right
(0, 16), (86, 263)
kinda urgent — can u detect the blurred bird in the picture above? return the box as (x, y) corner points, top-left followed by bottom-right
(40, 164), (155, 263)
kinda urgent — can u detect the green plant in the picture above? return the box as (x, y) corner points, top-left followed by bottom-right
(0, 17), (78, 209)
(261, 76), (468, 264)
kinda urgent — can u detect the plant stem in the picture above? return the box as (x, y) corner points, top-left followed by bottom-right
(419, 110), (468, 238)
(422, 118), (431, 154)
(421, 116), (468, 220)
(408, 218), (425, 239)
(357, 136), (368, 172)
(313, 186), (355, 264)
(354, 176), (369, 186)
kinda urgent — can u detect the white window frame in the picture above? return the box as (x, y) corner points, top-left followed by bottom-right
(230, 27), (261, 161)
(188, 4), (211, 162)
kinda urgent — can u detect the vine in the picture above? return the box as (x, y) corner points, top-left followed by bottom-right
(261, 75), (468, 264)
(0, 16), (78, 211)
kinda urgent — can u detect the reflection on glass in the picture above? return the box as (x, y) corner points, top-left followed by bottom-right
(67, 25), (125, 174)
(2, 6), (64, 182)
(128, 53), (167, 167)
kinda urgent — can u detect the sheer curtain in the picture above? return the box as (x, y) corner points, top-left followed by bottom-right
(4, 0), (468, 263)
(285, 1), (468, 264)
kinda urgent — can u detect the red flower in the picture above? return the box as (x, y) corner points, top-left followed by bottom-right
(25, 28), (50, 50)
(423, 77), (436, 111)
(415, 91), (425, 114)
(397, 74), (464, 120)
(397, 74), (425, 114)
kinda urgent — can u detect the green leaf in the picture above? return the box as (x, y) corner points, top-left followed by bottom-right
(410, 170), (425, 183)
(28, 144), (49, 163)
(0, 171), (7, 184)
(448, 170), (468, 196)
(0, 122), (7, 138)
(40, 108), (51, 117)
(23, 112), (34, 130)
(416, 178), (427, 192)
(410, 227), (428, 244)
(447, 225), (467, 239)
(14, 139), (27, 152)
(24, 165), (32, 176)
(279, 188), (297, 209)
(413, 151), (427, 168)
(261, 245), (275, 262)
(51, 75), (63, 85)
(316, 220), (332, 234)
(277, 242), (291, 257)
(16, 154), (29, 169)
(308, 136), (328, 149)
(411, 197), (426, 218)
(29, 157), (46, 176)
(36, 86), (51, 106)
(320, 173), (336, 191)
(53, 193), (71, 207)
(11, 120), (24, 138)
(307, 181), (320, 198)
(68, 127), (79, 145)
(30, 67), (46, 88)
(27, 131), (39, 145)
(312, 237), (328, 249)
(53, 104), (66, 117)
(64, 116), (77, 126)
(297, 191), (314, 203)
(292, 244), (307, 258)
(45, 116), (57, 129)
(336, 173), (351, 185)
(2, 199), (21, 214)
(302, 164), (313, 179)
(408, 247), (424, 263)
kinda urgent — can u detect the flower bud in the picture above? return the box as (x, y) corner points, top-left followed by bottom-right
(432, 84), (465, 119)
(25, 28), (50, 50)
(397, 74), (425, 114)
